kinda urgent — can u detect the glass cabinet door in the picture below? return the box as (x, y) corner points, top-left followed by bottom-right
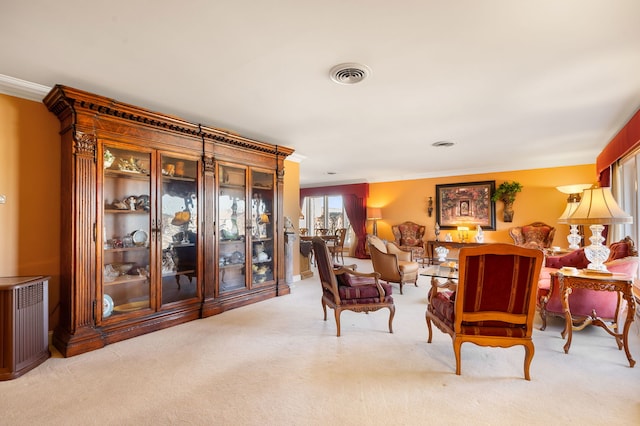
(101, 145), (152, 319)
(218, 165), (247, 293)
(250, 170), (275, 286)
(159, 154), (199, 305)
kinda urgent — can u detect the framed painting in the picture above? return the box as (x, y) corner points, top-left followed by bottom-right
(435, 181), (496, 230)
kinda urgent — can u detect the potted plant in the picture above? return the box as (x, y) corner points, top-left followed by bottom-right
(492, 181), (523, 222)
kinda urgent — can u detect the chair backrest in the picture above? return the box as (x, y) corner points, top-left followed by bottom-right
(456, 244), (544, 336)
(392, 221), (426, 247)
(315, 228), (329, 236)
(334, 228), (347, 247)
(368, 243), (400, 281)
(508, 222), (555, 249)
(367, 234), (388, 253)
(312, 237), (339, 298)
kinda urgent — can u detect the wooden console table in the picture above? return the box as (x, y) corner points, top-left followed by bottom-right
(425, 240), (485, 265)
(556, 271), (636, 367)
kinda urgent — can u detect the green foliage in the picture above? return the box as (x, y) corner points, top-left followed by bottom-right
(491, 181), (523, 203)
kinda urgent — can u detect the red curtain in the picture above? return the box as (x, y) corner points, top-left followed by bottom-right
(596, 108), (640, 183)
(300, 184), (369, 258)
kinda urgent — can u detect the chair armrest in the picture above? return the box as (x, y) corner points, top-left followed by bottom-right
(336, 263), (358, 271)
(387, 242), (413, 261)
(427, 278), (457, 303)
(335, 267), (381, 281)
(371, 250), (402, 280)
(335, 268), (386, 300)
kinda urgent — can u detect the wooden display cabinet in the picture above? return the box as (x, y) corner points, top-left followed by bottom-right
(44, 85), (293, 356)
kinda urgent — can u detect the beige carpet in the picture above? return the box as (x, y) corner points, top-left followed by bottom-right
(1, 257), (639, 425)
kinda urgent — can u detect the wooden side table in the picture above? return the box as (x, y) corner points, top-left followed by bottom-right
(556, 271), (636, 367)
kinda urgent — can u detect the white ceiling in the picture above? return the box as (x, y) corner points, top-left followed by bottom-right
(2, 1), (640, 187)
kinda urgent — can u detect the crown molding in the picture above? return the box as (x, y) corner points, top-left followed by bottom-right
(285, 153), (305, 163)
(0, 74), (51, 101)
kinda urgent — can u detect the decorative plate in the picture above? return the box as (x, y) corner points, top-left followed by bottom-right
(103, 294), (114, 318)
(132, 229), (148, 246)
(113, 300), (149, 313)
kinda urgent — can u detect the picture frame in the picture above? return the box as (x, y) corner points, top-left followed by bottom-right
(435, 181), (496, 230)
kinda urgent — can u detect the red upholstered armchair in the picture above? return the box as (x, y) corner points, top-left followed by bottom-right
(312, 237), (395, 336)
(509, 222), (556, 249)
(538, 237), (639, 330)
(426, 244), (544, 380)
(392, 221), (426, 259)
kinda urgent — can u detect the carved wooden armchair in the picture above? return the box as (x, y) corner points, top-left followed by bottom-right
(426, 244), (544, 380)
(508, 222), (556, 249)
(312, 237), (395, 336)
(367, 235), (420, 295)
(391, 221), (426, 259)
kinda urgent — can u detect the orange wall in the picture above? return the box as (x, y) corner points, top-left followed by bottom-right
(0, 94), (61, 327)
(368, 166), (597, 246)
(283, 159), (301, 276)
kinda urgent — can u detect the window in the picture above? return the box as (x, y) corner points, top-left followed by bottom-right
(300, 195), (351, 245)
(618, 154), (639, 246)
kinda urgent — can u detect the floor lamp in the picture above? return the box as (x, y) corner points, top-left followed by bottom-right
(367, 207), (382, 237)
(566, 187), (632, 272)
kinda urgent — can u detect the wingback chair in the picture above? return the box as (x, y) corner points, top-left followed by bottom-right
(426, 244), (544, 380)
(312, 237), (395, 336)
(538, 236), (638, 331)
(391, 221), (426, 260)
(509, 222), (556, 250)
(367, 235), (420, 294)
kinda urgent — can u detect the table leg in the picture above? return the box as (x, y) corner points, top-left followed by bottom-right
(621, 290), (636, 367)
(561, 284), (573, 353)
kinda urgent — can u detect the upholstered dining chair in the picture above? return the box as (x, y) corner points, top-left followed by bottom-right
(426, 243), (544, 380)
(312, 237), (395, 336)
(327, 227), (347, 264)
(367, 234), (420, 295)
(508, 222), (556, 250)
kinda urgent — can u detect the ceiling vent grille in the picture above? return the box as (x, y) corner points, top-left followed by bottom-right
(432, 141), (455, 148)
(329, 63), (371, 85)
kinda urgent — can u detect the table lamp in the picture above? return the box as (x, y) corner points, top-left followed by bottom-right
(556, 184), (592, 250)
(367, 207), (382, 236)
(456, 226), (469, 243)
(567, 187), (632, 272)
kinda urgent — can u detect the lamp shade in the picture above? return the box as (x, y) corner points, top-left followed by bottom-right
(557, 201), (579, 224)
(567, 187), (632, 225)
(556, 184), (592, 195)
(367, 207), (382, 220)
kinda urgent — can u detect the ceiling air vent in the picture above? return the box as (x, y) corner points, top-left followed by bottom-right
(329, 63), (371, 85)
(432, 141), (455, 148)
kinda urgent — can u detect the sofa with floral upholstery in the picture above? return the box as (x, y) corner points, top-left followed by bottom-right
(537, 236), (638, 330)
